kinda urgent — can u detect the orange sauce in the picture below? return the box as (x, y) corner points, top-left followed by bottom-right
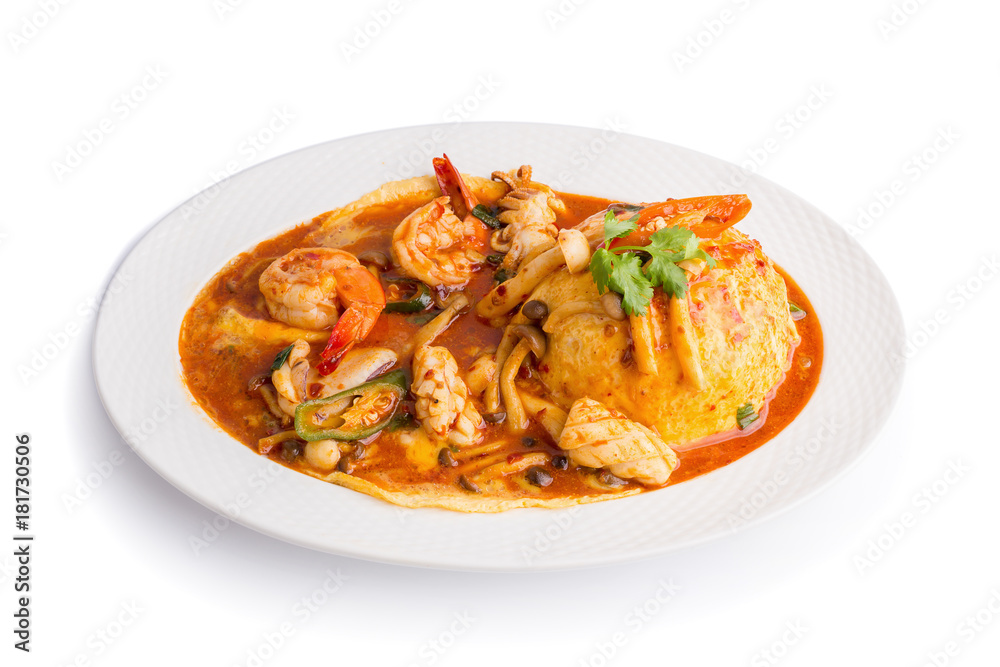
(179, 190), (823, 503)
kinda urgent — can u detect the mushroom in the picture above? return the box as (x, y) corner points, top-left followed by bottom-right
(496, 324), (549, 434)
(521, 299), (548, 321)
(510, 324), (547, 359)
(600, 292), (627, 321)
(356, 250), (391, 271)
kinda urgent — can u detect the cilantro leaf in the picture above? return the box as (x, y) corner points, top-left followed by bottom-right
(648, 226), (694, 254)
(608, 252), (653, 316)
(589, 247), (616, 295)
(602, 211), (639, 247)
(645, 257), (689, 299)
(588, 212), (717, 317)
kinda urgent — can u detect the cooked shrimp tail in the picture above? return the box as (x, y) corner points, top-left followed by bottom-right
(433, 153), (479, 219)
(317, 265), (385, 374)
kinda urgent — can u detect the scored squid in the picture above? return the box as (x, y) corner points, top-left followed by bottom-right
(411, 345), (485, 447)
(557, 397), (679, 486)
(489, 165), (567, 272)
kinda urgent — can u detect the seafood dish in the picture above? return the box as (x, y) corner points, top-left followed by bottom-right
(179, 155), (822, 511)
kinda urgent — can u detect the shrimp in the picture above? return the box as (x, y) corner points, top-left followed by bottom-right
(391, 154), (489, 288)
(392, 197), (488, 288)
(259, 247), (386, 373)
(490, 165), (566, 271)
(272, 340), (397, 418)
(260, 248), (360, 330)
(411, 345), (484, 447)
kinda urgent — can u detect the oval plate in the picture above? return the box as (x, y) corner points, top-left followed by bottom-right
(93, 122), (904, 571)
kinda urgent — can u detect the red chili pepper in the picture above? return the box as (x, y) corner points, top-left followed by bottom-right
(610, 194), (752, 249)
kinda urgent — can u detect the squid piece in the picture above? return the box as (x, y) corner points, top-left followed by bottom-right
(271, 342), (398, 418)
(628, 306), (660, 377)
(411, 345), (484, 447)
(476, 230), (590, 319)
(489, 165), (566, 272)
(519, 392), (568, 443)
(465, 353), (498, 398)
(558, 398), (679, 486)
(668, 293), (706, 390)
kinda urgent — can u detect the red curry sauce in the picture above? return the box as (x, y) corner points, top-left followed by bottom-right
(179, 190), (823, 503)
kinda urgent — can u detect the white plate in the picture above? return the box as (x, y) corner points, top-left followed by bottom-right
(93, 122), (904, 571)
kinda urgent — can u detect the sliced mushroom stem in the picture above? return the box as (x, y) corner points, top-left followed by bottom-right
(485, 326), (519, 413)
(500, 339), (531, 433)
(510, 324), (546, 359)
(257, 430), (300, 455)
(258, 385), (291, 426)
(409, 292), (470, 352)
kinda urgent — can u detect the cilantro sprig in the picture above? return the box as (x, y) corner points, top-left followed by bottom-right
(589, 210), (716, 317)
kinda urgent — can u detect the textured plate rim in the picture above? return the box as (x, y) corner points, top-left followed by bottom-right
(92, 121), (905, 571)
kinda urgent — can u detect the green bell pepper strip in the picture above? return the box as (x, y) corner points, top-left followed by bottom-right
(294, 369), (408, 441)
(472, 204), (503, 229)
(383, 278), (434, 313)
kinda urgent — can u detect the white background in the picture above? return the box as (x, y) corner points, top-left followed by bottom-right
(3, 0), (999, 665)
